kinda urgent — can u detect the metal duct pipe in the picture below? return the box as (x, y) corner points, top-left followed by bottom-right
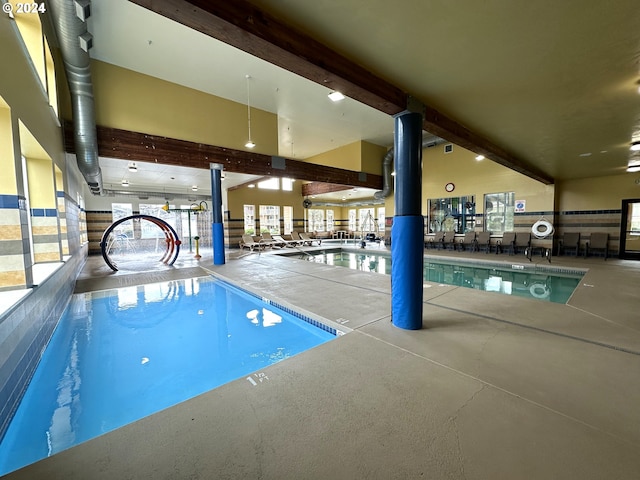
(49, 0), (103, 195)
(374, 134), (446, 200)
(303, 199), (384, 208)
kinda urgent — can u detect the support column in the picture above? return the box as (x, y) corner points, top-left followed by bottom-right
(210, 163), (225, 265)
(391, 111), (424, 330)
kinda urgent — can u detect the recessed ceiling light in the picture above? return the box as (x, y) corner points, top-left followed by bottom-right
(245, 140), (256, 149)
(475, 155), (485, 161)
(128, 162), (137, 172)
(192, 185), (198, 192)
(121, 180), (129, 187)
(626, 166), (640, 172)
(328, 91), (345, 102)
(579, 152), (592, 157)
(630, 142), (640, 151)
(248, 184), (255, 188)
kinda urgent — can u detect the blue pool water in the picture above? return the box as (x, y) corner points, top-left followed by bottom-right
(299, 250), (584, 303)
(0, 276), (335, 475)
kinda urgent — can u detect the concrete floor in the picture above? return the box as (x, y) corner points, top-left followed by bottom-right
(4, 246), (640, 479)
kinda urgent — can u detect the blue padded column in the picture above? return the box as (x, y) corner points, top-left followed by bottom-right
(210, 163), (226, 265)
(391, 111), (424, 330)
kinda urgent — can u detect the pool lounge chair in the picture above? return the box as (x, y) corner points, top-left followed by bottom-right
(299, 232), (321, 246)
(240, 235), (265, 251)
(260, 232), (282, 248)
(273, 234), (300, 247)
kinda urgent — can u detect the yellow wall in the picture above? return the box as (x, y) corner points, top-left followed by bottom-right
(0, 15), (65, 171)
(556, 174), (640, 211)
(380, 144), (555, 218)
(306, 141), (361, 170)
(87, 60), (279, 155)
(0, 105), (17, 194)
(26, 157), (55, 208)
(422, 144), (554, 214)
(303, 140), (385, 173)
(360, 142), (387, 175)
(228, 182), (305, 221)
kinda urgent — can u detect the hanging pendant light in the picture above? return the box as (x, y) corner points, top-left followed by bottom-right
(245, 75), (255, 149)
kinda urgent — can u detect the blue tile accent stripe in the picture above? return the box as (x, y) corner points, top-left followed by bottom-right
(213, 277), (337, 336)
(30, 208), (58, 217)
(0, 195), (26, 209)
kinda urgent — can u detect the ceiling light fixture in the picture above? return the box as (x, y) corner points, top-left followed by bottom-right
(630, 141), (640, 152)
(328, 91), (345, 102)
(128, 162), (137, 172)
(192, 185), (198, 192)
(121, 180), (129, 187)
(475, 155), (485, 161)
(248, 184), (255, 188)
(245, 75), (255, 149)
(627, 165), (640, 173)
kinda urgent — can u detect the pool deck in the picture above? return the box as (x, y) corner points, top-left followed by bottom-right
(4, 246), (640, 479)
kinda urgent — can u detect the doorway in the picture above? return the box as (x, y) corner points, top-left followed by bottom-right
(619, 199), (640, 259)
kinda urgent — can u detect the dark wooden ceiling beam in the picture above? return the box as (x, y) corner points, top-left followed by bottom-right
(129, 0), (554, 184)
(301, 182), (354, 197)
(63, 122), (383, 189)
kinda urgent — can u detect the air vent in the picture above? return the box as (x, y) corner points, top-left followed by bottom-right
(444, 144), (453, 154)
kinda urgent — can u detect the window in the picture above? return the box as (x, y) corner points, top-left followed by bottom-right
(139, 203), (175, 238)
(326, 210), (335, 232)
(484, 192), (514, 234)
(308, 209), (325, 232)
(359, 208), (375, 232)
(427, 196), (476, 233)
(283, 206), (293, 234)
(282, 178), (294, 191)
(348, 209), (357, 231)
(377, 207), (386, 233)
(259, 205), (280, 234)
(244, 205), (255, 234)
(112, 203), (134, 238)
(258, 178), (279, 190)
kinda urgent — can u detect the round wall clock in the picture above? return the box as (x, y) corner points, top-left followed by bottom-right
(445, 182), (455, 192)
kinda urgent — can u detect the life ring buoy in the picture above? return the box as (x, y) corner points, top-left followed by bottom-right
(529, 283), (551, 299)
(532, 220), (554, 239)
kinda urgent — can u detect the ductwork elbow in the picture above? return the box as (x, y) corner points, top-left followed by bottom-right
(374, 134), (446, 200)
(49, 0), (104, 195)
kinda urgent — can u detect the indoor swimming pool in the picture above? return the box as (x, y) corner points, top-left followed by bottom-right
(0, 277), (335, 476)
(292, 250), (584, 304)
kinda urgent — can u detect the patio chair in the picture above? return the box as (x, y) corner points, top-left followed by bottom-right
(240, 234), (265, 251)
(557, 232), (580, 256)
(458, 232), (476, 252)
(442, 231), (457, 250)
(497, 232), (516, 255)
(585, 232), (609, 260)
(475, 231), (491, 253)
(513, 232), (531, 255)
(425, 231), (445, 249)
